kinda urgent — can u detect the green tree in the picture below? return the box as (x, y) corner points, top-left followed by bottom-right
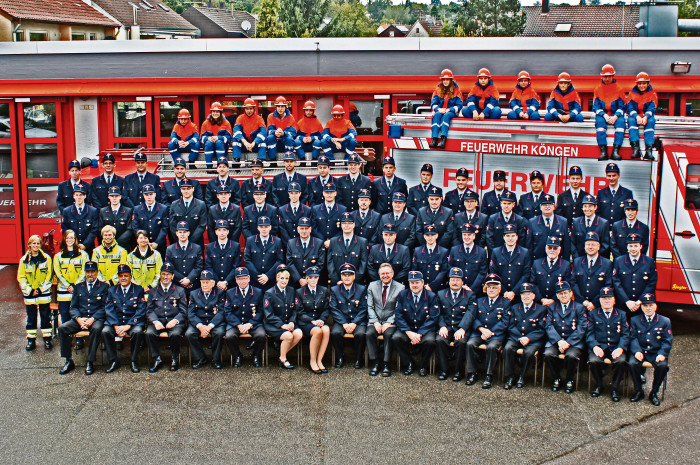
(279, 0), (331, 37)
(471, 0), (525, 37)
(679, 0), (700, 37)
(382, 4), (418, 25)
(256, 0), (286, 37)
(450, 1), (478, 37)
(367, 0), (390, 22)
(235, 0), (260, 13)
(323, 1), (375, 37)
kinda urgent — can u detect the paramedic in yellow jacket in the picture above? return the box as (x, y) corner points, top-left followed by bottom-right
(17, 235), (54, 351)
(92, 225), (127, 286)
(126, 230), (163, 299)
(53, 229), (89, 347)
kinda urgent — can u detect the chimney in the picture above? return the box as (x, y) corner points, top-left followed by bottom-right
(542, 0), (550, 15)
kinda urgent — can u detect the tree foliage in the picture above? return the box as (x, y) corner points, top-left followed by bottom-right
(366, 0), (390, 22)
(256, 0), (286, 37)
(322, 0), (375, 37)
(279, 0), (331, 37)
(470, 0), (525, 37)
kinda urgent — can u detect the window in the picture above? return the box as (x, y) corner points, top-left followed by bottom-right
(686, 98), (700, 117)
(397, 97), (430, 114)
(0, 144), (12, 178)
(14, 30), (24, 41)
(71, 33), (86, 40)
(24, 103), (57, 138)
(0, 103), (10, 138)
(114, 102), (147, 138)
(25, 143), (59, 179)
(29, 31), (48, 41)
(159, 101), (194, 137)
(686, 164), (700, 210)
(89, 33), (97, 40)
(350, 100), (383, 135)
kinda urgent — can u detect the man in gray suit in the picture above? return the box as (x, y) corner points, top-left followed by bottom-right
(366, 263), (405, 377)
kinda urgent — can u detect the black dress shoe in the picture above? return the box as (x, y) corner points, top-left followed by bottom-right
(170, 358), (179, 372)
(403, 362), (414, 376)
(252, 356), (262, 367)
(369, 363), (380, 376)
(85, 361), (94, 376)
(212, 361), (223, 370)
(630, 391), (645, 402)
(106, 360), (121, 373)
(74, 338), (84, 350)
(452, 372), (464, 382)
(438, 371), (449, 381)
(192, 359), (208, 369)
(381, 365), (392, 377)
(320, 367), (328, 373)
(591, 386), (603, 398)
(419, 368), (428, 377)
(611, 390), (621, 402)
(59, 360), (75, 375)
(564, 380), (575, 393)
(503, 376), (514, 390)
(354, 360), (364, 369)
(465, 373), (478, 385)
(44, 339), (52, 350)
(482, 374), (493, 389)
(131, 362), (140, 373)
(311, 366), (323, 374)
(25, 339), (36, 351)
(232, 356), (242, 368)
(278, 359), (295, 370)
(149, 357), (163, 373)
(334, 357), (345, 368)
(551, 378), (562, 391)
(516, 377), (526, 388)
(437, 135), (447, 149)
(649, 392), (661, 406)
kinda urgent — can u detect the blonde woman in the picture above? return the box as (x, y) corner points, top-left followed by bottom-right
(126, 230), (163, 298)
(17, 235), (54, 351)
(263, 265), (303, 369)
(92, 225), (127, 285)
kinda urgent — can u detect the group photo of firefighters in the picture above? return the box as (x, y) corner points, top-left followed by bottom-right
(16, 65), (670, 408)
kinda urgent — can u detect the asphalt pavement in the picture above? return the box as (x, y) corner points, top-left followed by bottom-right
(0, 266), (698, 464)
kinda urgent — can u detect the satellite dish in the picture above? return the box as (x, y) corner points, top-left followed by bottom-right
(241, 20), (251, 32)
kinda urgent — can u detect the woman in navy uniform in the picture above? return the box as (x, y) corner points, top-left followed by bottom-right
(145, 263), (187, 372)
(186, 270), (227, 369)
(503, 283), (546, 389)
(296, 266), (330, 374)
(223, 267), (266, 368)
(263, 265), (303, 369)
(543, 281), (588, 393)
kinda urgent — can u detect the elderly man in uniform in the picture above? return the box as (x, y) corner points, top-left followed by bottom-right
(481, 170), (509, 217)
(449, 223), (488, 293)
(503, 282), (546, 389)
(597, 163), (634, 226)
(543, 281), (588, 393)
(338, 153), (372, 212)
(378, 192), (416, 249)
(61, 184), (99, 255)
(224, 267), (266, 368)
(205, 219), (241, 292)
(465, 273), (510, 388)
(244, 216), (284, 291)
(486, 190), (528, 252)
(91, 152), (131, 210)
(102, 264), (147, 373)
(132, 184), (169, 253)
(527, 193), (569, 261)
(242, 185), (280, 240)
(436, 267), (477, 382)
(352, 189), (381, 244)
(326, 212), (369, 285)
(329, 263), (368, 369)
(392, 270), (440, 377)
(556, 165), (589, 227)
(611, 198), (649, 258)
(587, 287), (630, 401)
(628, 294), (673, 406)
(453, 189), (488, 248)
(416, 186), (454, 248)
(572, 194), (611, 259)
(407, 163), (437, 217)
(366, 263), (405, 377)
(186, 270), (227, 369)
(572, 231), (613, 312)
(168, 177), (207, 248)
(145, 262), (187, 372)
(372, 156), (408, 216)
(286, 217), (326, 288)
(165, 221), (204, 293)
(98, 185), (133, 250)
(489, 224), (532, 302)
(58, 261), (109, 376)
(367, 223), (411, 285)
(278, 182), (311, 244)
(530, 236), (571, 308)
(612, 233), (657, 317)
(124, 151), (161, 206)
(207, 183), (242, 243)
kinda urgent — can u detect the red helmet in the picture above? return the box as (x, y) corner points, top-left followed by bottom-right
(275, 96), (287, 106)
(557, 72), (572, 83)
(242, 98), (256, 108)
(303, 100), (316, 111)
(636, 72), (650, 83)
(477, 68), (491, 78)
(210, 101), (223, 112)
(517, 70), (531, 81)
(331, 104), (345, 115)
(177, 108), (191, 119)
(600, 64), (616, 76)
(440, 68), (454, 80)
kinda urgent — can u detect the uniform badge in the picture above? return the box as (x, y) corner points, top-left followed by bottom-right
(213, 307), (218, 314)
(435, 264), (440, 270)
(264, 299), (270, 306)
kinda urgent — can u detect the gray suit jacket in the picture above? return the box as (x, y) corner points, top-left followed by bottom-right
(367, 279), (405, 325)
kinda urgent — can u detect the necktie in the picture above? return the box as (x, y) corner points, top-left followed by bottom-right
(466, 246), (472, 254)
(163, 286), (169, 294)
(534, 194), (539, 203)
(77, 208), (83, 216)
(647, 316), (652, 324)
(414, 295), (419, 306)
(107, 175), (112, 184)
(524, 306), (529, 313)
(321, 178), (326, 186)
(509, 249), (513, 259)
(87, 283), (92, 293)
(123, 287), (128, 298)
(361, 212), (366, 221)
(467, 214), (472, 222)
(262, 240), (267, 249)
(148, 206), (153, 214)
(573, 192), (578, 203)
(428, 248), (433, 255)
(185, 202), (190, 209)
(497, 193), (501, 202)
(545, 217), (551, 228)
(327, 206), (332, 216)
(452, 291), (458, 302)
(139, 175), (144, 183)
(386, 247), (391, 260)
(549, 260), (554, 269)
(489, 299), (494, 306)
(611, 189), (617, 197)
(562, 304), (567, 314)
(382, 284), (388, 305)
(311, 289), (316, 298)
(587, 218), (591, 228)
(282, 288), (286, 299)
(302, 241), (307, 250)
(288, 176), (292, 183)
(589, 259), (594, 269)
(204, 293), (210, 300)
(345, 239), (350, 248)
(293, 206), (297, 216)
(632, 258), (637, 266)
(628, 223), (634, 229)
(605, 312), (611, 319)
(395, 216), (400, 223)
(113, 209), (119, 217)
